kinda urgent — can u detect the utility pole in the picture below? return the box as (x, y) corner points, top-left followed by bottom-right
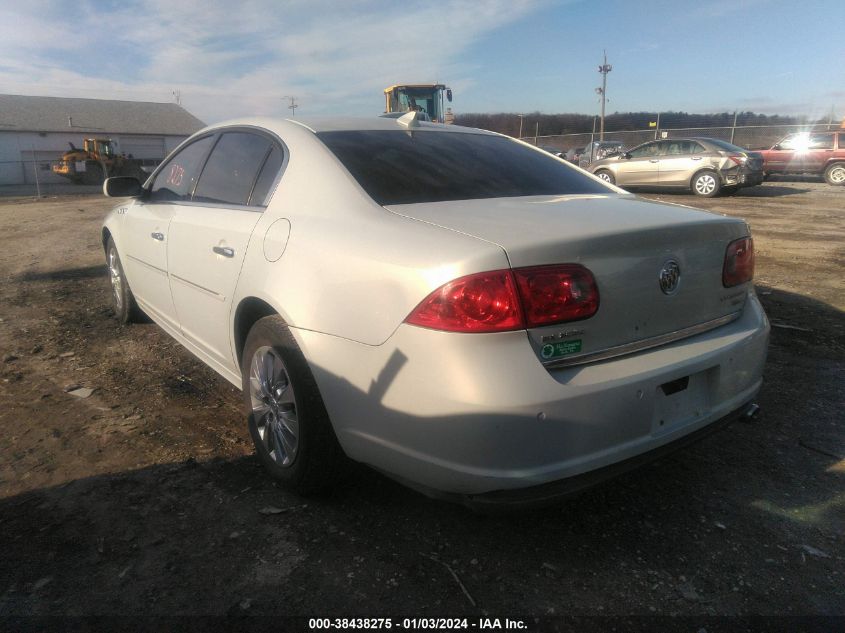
(596, 50), (612, 141)
(517, 114), (524, 139)
(172, 89), (181, 106)
(283, 95), (298, 117)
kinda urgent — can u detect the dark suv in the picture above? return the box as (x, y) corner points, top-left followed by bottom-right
(759, 130), (845, 185)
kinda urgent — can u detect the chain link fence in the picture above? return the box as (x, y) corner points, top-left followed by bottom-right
(0, 157), (159, 197)
(522, 123), (843, 153)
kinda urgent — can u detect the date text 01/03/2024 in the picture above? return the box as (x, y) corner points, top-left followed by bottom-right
(307, 618), (528, 630)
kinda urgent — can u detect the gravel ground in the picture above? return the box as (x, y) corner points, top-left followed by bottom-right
(0, 182), (842, 622)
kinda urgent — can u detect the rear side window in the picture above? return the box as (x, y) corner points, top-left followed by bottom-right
(705, 138), (748, 153)
(193, 132), (273, 206)
(317, 131), (610, 206)
(249, 145), (284, 206)
(149, 136), (215, 202)
(808, 134), (834, 150)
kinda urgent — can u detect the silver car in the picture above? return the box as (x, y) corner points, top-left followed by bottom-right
(590, 137), (764, 197)
(101, 115), (769, 506)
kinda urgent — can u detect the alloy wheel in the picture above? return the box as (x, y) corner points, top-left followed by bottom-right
(695, 173), (717, 195)
(249, 346), (299, 466)
(108, 247), (123, 311)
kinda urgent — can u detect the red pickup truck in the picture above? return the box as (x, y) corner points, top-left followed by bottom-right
(759, 130), (845, 185)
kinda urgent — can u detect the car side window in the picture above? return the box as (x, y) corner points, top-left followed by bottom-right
(149, 136), (215, 202)
(628, 142), (660, 158)
(778, 135), (800, 150)
(193, 132), (274, 206)
(808, 134), (834, 150)
(665, 141), (690, 155)
(690, 142), (707, 154)
(249, 145), (285, 206)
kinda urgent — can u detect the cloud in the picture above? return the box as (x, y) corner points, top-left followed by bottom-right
(0, 0), (547, 122)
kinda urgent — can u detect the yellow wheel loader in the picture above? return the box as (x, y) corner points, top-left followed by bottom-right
(384, 84), (454, 124)
(52, 138), (147, 185)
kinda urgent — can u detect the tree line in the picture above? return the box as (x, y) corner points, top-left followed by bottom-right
(453, 111), (818, 137)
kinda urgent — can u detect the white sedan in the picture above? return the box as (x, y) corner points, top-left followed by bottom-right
(101, 113), (769, 507)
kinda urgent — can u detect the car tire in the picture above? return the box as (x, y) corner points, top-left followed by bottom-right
(241, 315), (344, 494)
(823, 162), (845, 186)
(595, 170), (615, 185)
(106, 237), (143, 324)
(691, 170), (721, 197)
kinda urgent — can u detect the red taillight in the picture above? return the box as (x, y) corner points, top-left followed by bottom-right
(723, 237), (754, 287)
(405, 270), (523, 333)
(727, 154), (746, 166)
(405, 264), (599, 333)
(513, 264), (599, 327)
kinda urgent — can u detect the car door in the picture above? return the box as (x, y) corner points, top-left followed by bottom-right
(802, 133), (835, 174)
(658, 140), (707, 186)
(615, 141), (663, 186)
(121, 135), (215, 332)
(765, 134), (800, 173)
(167, 130), (285, 371)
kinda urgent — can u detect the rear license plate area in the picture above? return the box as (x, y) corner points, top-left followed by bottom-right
(652, 368), (713, 434)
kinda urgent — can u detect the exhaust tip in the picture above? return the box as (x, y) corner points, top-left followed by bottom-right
(743, 403), (761, 420)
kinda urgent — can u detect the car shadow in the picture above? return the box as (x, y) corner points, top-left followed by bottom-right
(764, 174), (824, 184)
(734, 184), (812, 197)
(636, 184), (813, 198)
(17, 264), (107, 282)
(1, 286), (842, 615)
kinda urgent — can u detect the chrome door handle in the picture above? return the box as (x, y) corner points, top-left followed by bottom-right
(691, 156), (702, 160)
(649, 159), (659, 163)
(213, 246), (235, 258)
(151, 232), (165, 241)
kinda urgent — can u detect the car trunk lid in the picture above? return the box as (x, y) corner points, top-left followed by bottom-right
(386, 194), (751, 364)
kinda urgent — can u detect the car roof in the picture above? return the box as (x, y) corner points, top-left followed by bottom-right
(195, 116), (496, 136)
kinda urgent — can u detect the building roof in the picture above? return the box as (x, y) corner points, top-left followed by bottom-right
(0, 94), (205, 135)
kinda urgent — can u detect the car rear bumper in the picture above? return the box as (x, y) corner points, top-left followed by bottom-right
(455, 400), (759, 510)
(724, 168), (764, 187)
(293, 291), (769, 497)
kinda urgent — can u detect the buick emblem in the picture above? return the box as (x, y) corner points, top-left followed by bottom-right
(659, 260), (681, 295)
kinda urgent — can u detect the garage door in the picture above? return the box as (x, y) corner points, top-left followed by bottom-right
(118, 136), (166, 160)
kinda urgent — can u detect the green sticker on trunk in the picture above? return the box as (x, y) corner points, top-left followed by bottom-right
(540, 339), (582, 359)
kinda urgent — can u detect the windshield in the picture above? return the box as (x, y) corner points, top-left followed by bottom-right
(318, 131), (611, 205)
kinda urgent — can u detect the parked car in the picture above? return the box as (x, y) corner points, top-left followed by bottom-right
(758, 130), (845, 185)
(538, 146), (565, 158)
(590, 137), (764, 197)
(578, 140), (625, 168)
(565, 146), (585, 164)
(101, 117), (768, 506)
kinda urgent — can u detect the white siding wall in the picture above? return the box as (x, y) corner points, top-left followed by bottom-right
(0, 131), (189, 185)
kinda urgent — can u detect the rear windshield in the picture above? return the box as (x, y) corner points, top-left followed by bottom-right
(704, 138), (749, 152)
(317, 130), (610, 205)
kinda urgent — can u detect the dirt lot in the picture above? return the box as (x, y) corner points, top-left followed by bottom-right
(0, 182), (843, 622)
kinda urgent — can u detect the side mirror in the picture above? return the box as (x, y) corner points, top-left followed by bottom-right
(103, 176), (144, 198)
(772, 144), (781, 150)
(622, 152), (632, 159)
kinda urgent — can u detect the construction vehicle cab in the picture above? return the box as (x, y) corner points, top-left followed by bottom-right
(384, 84), (453, 124)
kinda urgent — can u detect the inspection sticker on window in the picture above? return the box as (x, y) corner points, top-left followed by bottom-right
(541, 339), (582, 359)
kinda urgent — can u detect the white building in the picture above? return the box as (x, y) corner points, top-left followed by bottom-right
(0, 94), (205, 185)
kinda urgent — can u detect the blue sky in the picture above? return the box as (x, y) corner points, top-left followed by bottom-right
(0, 0), (842, 123)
